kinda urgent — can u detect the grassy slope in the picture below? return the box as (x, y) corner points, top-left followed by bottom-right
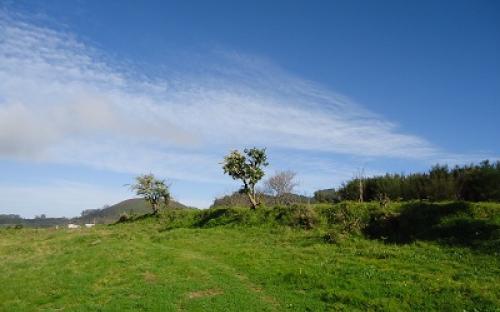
(78, 198), (191, 224)
(1, 217), (499, 311)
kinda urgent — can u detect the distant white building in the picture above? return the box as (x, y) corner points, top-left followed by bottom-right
(67, 224), (80, 229)
(84, 224), (95, 228)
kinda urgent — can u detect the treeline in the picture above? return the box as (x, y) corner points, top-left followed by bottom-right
(315, 160), (500, 202)
(0, 214), (69, 228)
(212, 192), (311, 208)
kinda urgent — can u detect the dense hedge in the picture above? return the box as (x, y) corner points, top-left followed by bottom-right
(331, 160), (500, 202)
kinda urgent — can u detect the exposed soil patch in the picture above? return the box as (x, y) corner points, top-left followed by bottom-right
(187, 288), (224, 299)
(143, 271), (158, 284)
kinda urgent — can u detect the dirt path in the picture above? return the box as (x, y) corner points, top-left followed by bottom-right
(174, 248), (280, 311)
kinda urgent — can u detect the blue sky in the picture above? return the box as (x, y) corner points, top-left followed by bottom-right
(0, 0), (498, 217)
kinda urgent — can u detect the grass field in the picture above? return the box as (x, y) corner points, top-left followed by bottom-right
(1, 203), (499, 311)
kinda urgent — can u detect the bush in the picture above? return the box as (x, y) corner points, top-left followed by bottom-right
(319, 202), (382, 234)
(275, 205), (318, 229)
(117, 212), (131, 223)
(364, 201), (500, 253)
(334, 160), (500, 202)
(160, 209), (198, 230)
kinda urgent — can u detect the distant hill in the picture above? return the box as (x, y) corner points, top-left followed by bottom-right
(78, 198), (192, 224)
(0, 198), (192, 228)
(0, 214), (68, 228)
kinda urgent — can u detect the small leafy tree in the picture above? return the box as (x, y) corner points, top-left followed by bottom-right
(129, 174), (170, 215)
(222, 147), (268, 209)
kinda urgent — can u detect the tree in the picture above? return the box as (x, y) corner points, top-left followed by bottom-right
(264, 170), (298, 204)
(222, 147), (269, 209)
(356, 168), (365, 203)
(129, 174), (170, 215)
(313, 188), (339, 203)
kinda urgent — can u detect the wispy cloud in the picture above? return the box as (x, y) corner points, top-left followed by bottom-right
(0, 12), (441, 166)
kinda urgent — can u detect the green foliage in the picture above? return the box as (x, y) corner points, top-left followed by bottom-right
(117, 212), (131, 223)
(456, 160), (500, 201)
(322, 230), (345, 244)
(159, 209), (199, 230)
(151, 201), (500, 254)
(129, 174), (170, 214)
(365, 201), (500, 253)
(97, 200), (499, 254)
(333, 160), (500, 202)
(195, 207), (259, 228)
(157, 205), (322, 230)
(2, 199), (499, 311)
(274, 205), (318, 229)
(318, 202), (386, 235)
(0, 214), (69, 228)
(313, 188), (339, 203)
(222, 147), (269, 209)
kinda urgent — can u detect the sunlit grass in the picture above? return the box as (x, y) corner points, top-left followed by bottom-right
(1, 217), (499, 311)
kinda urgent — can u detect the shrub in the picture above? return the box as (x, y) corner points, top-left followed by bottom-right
(364, 201), (500, 253)
(195, 207), (263, 227)
(320, 202), (382, 234)
(117, 212), (131, 223)
(160, 209), (197, 230)
(275, 205), (318, 229)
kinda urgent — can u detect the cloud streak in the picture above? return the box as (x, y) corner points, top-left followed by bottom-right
(0, 12), (442, 170)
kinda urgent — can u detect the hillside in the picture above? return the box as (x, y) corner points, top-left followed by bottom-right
(79, 198), (191, 224)
(0, 199), (192, 228)
(1, 202), (499, 311)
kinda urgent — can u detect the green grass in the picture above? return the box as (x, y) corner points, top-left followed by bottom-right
(1, 207), (499, 311)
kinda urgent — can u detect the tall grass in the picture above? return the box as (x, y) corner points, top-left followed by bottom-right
(130, 201), (500, 254)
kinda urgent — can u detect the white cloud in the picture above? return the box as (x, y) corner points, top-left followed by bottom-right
(0, 12), (443, 168)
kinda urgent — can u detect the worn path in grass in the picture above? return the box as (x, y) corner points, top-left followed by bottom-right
(0, 223), (499, 311)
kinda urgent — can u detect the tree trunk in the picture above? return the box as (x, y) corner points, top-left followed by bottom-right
(152, 202), (158, 215)
(359, 178), (364, 203)
(247, 192), (258, 210)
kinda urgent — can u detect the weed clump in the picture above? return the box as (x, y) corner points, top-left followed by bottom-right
(275, 205), (318, 229)
(322, 231), (344, 244)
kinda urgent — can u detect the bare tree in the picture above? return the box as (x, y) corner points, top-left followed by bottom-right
(264, 170), (298, 205)
(355, 168), (365, 203)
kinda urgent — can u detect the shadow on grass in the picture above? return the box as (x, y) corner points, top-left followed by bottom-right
(112, 212), (158, 225)
(364, 202), (500, 254)
(194, 208), (232, 227)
